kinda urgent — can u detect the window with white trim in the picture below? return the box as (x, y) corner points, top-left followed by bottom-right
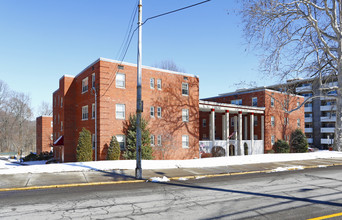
(92, 73), (95, 88)
(182, 83), (189, 95)
(271, 135), (275, 145)
(182, 135), (189, 148)
(297, 119), (300, 127)
(157, 79), (162, 90)
(150, 106), (155, 117)
(150, 78), (155, 89)
(82, 77), (88, 93)
(116, 135), (126, 150)
(116, 104), (125, 119)
(51, 121), (53, 127)
(151, 135), (155, 146)
(271, 97), (275, 107)
(231, 99), (242, 105)
(271, 116), (275, 127)
(252, 97), (257, 106)
(182, 109), (189, 122)
(82, 106), (88, 120)
(92, 103), (95, 119)
(157, 107), (162, 118)
(116, 73), (125, 88)
(157, 135), (162, 146)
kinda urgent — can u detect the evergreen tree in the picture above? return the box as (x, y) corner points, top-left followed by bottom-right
(76, 128), (93, 162)
(274, 139), (290, 153)
(290, 129), (308, 153)
(107, 136), (120, 160)
(123, 114), (153, 160)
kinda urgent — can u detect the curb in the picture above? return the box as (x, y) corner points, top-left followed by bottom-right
(1, 163), (342, 192)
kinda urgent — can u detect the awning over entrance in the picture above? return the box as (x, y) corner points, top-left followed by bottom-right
(53, 135), (64, 146)
(199, 100), (265, 114)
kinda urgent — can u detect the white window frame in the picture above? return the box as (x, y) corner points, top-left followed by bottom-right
(271, 97), (275, 107)
(116, 104), (125, 119)
(157, 135), (162, 146)
(82, 77), (88, 93)
(116, 135), (126, 150)
(150, 106), (155, 117)
(271, 116), (275, 127)
(252, 97), (257, 106)
(116, 73), (126, 88)
(92, 73), (95, 88)
(151, 135), (155, 146)
(297, 119), (300, 127)
(182, 83), (189, 96)
(182, 109), (189, 122)
(92, 103), (95, 119)
(182, 135), (189, 148)
(150, 78), (155, 89)
(82, 106), (88, 120)
(231, 99), (242, 105)
(271, 135), (275, 145)
(157, 79), (162, 90)
(157, 107), (162, 118)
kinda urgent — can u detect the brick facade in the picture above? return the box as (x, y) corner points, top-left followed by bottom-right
(53, 58), (199, 162)
(36, 116), (52, 154)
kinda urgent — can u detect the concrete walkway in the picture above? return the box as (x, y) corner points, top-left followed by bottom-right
(1, 157), (342, 190)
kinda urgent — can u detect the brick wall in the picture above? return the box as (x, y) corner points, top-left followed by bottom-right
(36, 116), (52, 154)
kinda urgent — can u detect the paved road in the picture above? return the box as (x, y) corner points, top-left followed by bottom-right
(1, 166), (342, 219)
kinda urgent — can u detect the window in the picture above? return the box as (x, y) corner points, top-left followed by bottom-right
(51, 121), (53, 128)
(116, 135), (126, 150)
(271, 97), (275, 107)
(92, 73), (95, 88)
(182, 109), (189, 122)
(271, 135), (275, 145)
(82, 77), (88, 93)
(271, 116), (275, 127)
(92, 134), (95, 148)
(51, 134), (53, 141)
(150, 78), (155, 89)
(116, 104), (125, 119)
(252, 97), (257, 107)
(297, 119), (300, 127)
(92, 103), (95, 119)
(182, 83), (189, 95)
(116, 73), (125, 88)
(157, 135), (162, 146)
(150, 106), (155, 117)
(61, 121), (63, 131)
(202, 119), (207, 127)
(254, 115), (258, 126)
(118, 65), (124, 70)
(60, 97), (63, 107)
(231, 99), (242, 105)
(82, 106), (88, 120)
(297, 102), (300, 107)
(182, 135), (189, 148)
(151, 135), (155, 146)
(157, 79), (162, 90)
(157, 107), (162, 118)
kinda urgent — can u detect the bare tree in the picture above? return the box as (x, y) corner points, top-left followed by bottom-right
(37, 101), (52, 116)
(153, 60), (186, 72)
(241, 0), (342, 151)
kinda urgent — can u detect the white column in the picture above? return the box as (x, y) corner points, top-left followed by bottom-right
(238, 111), (243, 155)
(261, 115), (264, 141)
(210, 109), (215, 142)
(222, 114), (226, 141)
(250, 113), (254, 155)
(244, 116), (248, 140)
(234, 115), (238, 156)
(224, 110), (229, 156)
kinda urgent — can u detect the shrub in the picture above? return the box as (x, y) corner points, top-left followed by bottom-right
(290, 129), (308, 153)
(123, 114), (153, 160)
(107, 136), (121, 160)
(211, 146), (226, 157)
(266, 149), (275, 154)
(274, 140), (290, 153)
(76, 128), (93, 162)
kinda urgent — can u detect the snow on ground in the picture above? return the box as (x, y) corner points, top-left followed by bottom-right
(150, 176), (170, 183)
(0, 151), (342, 175)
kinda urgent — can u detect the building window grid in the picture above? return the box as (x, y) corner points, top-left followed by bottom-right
(182, 135), (189, 148)
(82, 77), (88, 93)
(150, 78), (155, 89)
(297, 119), (301, 127)
(271, 135), (275, 145)
(271, 97), (275, 107)
(82, 106), (88, 120)
(116, 104), (125, 119)
(116, 73), (126, 88)
(252, 97), (257, 106)
(157, 79), (162, 90)
(271, 116), (275, 127)
(92, 73), (95, 88)
(116, 135), (126, 150)
(157, 107), (162, 118)
(92, 103), (95, 119)
(150, 106), (155, 117)
(151, 135), (155, 146)
(182, 109), (189, 122)
(157, 135), (162, 146)
(182, 83), (189, 96)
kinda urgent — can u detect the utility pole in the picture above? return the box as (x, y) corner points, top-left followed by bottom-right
(92, 86), (97, 161)
(135, 0), (143, 179)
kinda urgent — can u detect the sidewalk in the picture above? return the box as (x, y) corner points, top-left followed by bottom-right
(1, 157), (342, 190)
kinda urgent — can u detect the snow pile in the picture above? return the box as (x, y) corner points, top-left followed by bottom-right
(0, 151), (341, 175)
(271, 166), (304, 172)
(178, 177), (189, 181)
(150, 176), (170, 182)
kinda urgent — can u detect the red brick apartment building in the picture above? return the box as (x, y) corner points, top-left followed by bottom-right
(202, 88), (305, 152)
(52, 58), (199, 162)
(36, 116), (53, 154)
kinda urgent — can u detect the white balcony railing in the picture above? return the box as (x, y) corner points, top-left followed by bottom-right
(321, 116), (336, 122)
(321, 82), (338, 90)
(305, 117), (313, 123)
(304, 107), (313, 112)
(321, 138), (334, 145)
(320, 105), (336, 111)
(305, 128), (313, 133)
(321, 127), (335, 133)
(296, 85), (312, 93)
(307, 138), (313, 144)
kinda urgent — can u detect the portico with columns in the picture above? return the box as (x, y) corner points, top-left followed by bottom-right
(199, 100), (265, 157)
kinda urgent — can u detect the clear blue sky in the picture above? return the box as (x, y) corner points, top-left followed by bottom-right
(0, 0), (277, 118)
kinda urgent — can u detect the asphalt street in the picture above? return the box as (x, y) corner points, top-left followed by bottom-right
(1, 166), (342, 219)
